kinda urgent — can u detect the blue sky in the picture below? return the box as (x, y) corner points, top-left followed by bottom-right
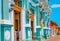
(49, 0), (60, 27)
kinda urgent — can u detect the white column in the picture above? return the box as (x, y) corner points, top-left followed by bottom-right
(34, 14), (36, 32)
(21, 9), (26, 41)
(11, 26), (14, 41)
(11, 10), (14, 41)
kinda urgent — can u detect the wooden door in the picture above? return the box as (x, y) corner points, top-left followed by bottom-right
(14, 11), (21, 41)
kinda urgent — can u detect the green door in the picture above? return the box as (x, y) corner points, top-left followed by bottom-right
(25, 27), (31, 41)
(1, 24), (12, 41)
(36, 28), (41, 41)
(4, 27), (11, 41)
(44, 29), (48, 39)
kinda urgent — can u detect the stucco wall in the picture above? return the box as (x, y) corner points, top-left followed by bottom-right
(0, 0), (1, 20)
(0, 0), (1, 41)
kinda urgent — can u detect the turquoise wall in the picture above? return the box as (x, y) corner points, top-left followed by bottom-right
(42, 12), (47, 21)
(0, 0), (1, 20)
(0, 0), (1, 41)
(20, 0), (22, 7)
(21, 0), (24, 8)
(26, 11), (29, 24)
(1, 25), (4, 41)
(0, 24), (1, 41)
(42, 12), (47, 26)
(2, 0), (9, 20)
(27, 0), (30, 11)
(11, 0), (14, 1)
(32, 0), (38, 3)
(35, 6), (39, 26)
(22, 0), (30, 10)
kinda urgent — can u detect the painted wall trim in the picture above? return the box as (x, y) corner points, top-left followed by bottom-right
(43, 27), (50, 29)
(25, 24), (31, 27)
(36, 26), (42, 28)
(0, 20), (13, 25)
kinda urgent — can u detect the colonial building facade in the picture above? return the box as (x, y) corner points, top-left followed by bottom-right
(0, 0), (51, 41)
(0, 0), (14, 41)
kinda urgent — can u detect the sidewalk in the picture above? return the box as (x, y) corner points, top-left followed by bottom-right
(44, 35), (60, 41)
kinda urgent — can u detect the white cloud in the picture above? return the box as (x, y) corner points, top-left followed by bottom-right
(51, 4), (60, 8)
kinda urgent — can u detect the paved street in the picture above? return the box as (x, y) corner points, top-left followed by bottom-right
(44, 35), (60, 41)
